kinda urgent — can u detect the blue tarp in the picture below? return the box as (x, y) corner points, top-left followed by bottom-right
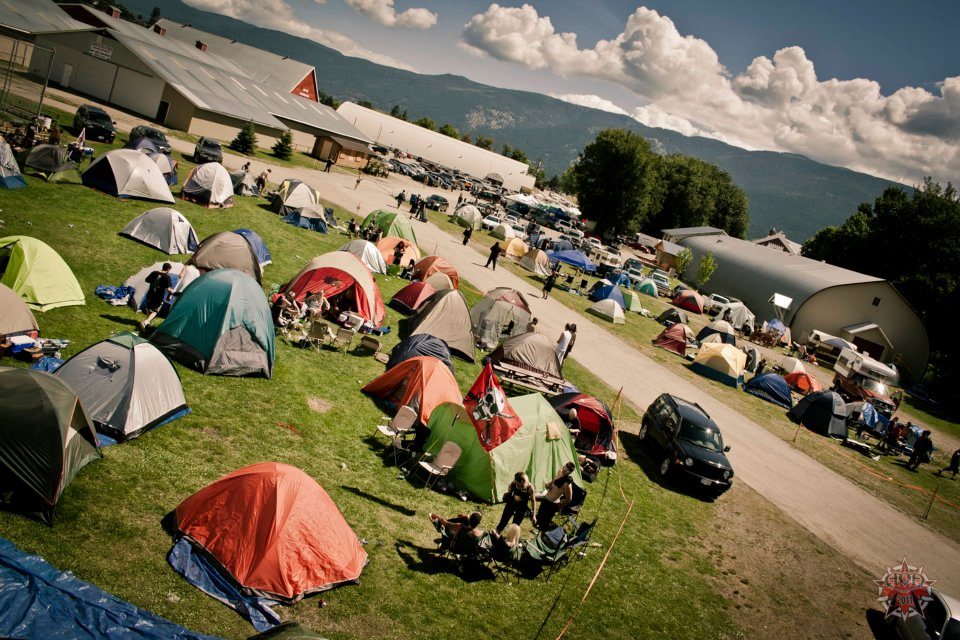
(234, 229), (272, 267)
(95, 285), (137, 304)
(0, 536), (222, 640)
(30, 356), (64, 372)
(547, 250), (596, 273)
(588, 283), (626, 309)
(744, 373), (794, 409)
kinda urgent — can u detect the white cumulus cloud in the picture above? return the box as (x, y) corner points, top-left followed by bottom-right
(345, 0), (437, 29)
(549, 93), (628, 115)
(462, 3), (960, 184)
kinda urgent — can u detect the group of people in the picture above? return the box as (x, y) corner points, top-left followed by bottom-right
(271, 289), (334, 331)
(4, 120), (61, 154)
(346, 219), (384, 243)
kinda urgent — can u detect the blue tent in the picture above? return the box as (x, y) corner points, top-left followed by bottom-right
(548, 250), (596, 272)
(387, 334), (453, 373)
(552, 239), (575, 252)
(767, 318), (788, 334)
(588, 283), (626, 309)
(283, 210), (329, 233)
(608, 272), (631, 288)
(744, 373), (794, 409)
(0, 142), (26, 189)
(234, 229), (271, 267)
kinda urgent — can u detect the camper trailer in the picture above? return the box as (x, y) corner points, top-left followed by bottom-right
(833, 348), (898, 416)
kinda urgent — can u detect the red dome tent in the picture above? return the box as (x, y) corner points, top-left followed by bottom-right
(389, 281), (436, 315)
(784, 371), (823, 395)
(672, 289), (705, 314)
(280, 253), (385, 327)
(174, 462), (366, 603)
(653, 323), (695, 356)
(548, 392), (618, 462)
(413, 256), (459, 289)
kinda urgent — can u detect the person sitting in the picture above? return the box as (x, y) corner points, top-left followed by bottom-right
(488, 523), (523, 565)
(578, 454), (601, 483)
(430, 511), (485, 552)
(273, 291), (303, 330)
(392, 244), (406, 265)
(400, 259), (416, 280)
(304, 291), (330, 321)
(565, 408), (581, 437)
(347, 219), (359, 238)
(535, 462), (576, 530)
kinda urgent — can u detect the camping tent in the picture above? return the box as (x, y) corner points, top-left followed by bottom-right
(281, 253), (385, 327)
(0, 141), (25, 189)
(362, 210), (417, 244)
(173, 462), (366, 603)
(784, 371), (822, 395)
(502, 237), (527, 258)
(181, 163), (233, 208)
(387, 334), (453, 373)
(188, 232), (262, 283)
(23, 144), (75, 181)
(81, 150), (174, 202)
(424, 271), (453, 291)
(491, 223), (515, 240)
(697, 320), (736, 345)
(549, 393), (617, 460)
(656, 308), (688, 327)
(124, 137), (162, 154)
(743, 373), (794, 409)
(716, 301), (755, 332)
(229, 170), (255, 196)
(271, 179), (317, 215)
(0, 236), (84, 311)
(233, 229), (272, 268)
(520, 249), (552, 277)
(470, 287), (532, 349)
(551, 239), (575, 252)
(389, 281), (435, 315)
(588, 299), (625, 324)
(588, 283), (626, 309)
(119, 208), (198, 255)
(0, 283), (38, 337)
(779, 357), (806, 375)
(284, 205), (329, 234)
(789, 391), (848, 439)
(151, 152), (178, 186)
(607, 272), (631, 288)
(413, 256), (459, 289)
(409, 289), (474, 362)
(55, 332), (189, 441)
(377, 237), (420, 266)
(623, 289), (644, 313)
(423, 395), (582, 502)
(653, 323), (694, 356)
(489, 332), (562, 379)
(691, 343), (746, 387)
(452, 205), (483, 229)
(548, 250), (596, 272)
(362, 356), (461, 425)
(124, 261), (199, 313)
(0, 367), (101, 524)
(339, 239), (387, 274)
(673, 290), (705, 314)
(637, 278), (658, 297)
(152, 269), (274, 378)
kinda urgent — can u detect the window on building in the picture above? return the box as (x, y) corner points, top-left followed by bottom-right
(872, 297), (881, 307)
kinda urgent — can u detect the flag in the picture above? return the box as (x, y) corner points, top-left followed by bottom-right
(464, 363), (522, 451)
(75, 127), (86, 148)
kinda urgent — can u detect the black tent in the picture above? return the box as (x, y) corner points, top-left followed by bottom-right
(656, 308), (688, 327)
(788, 390), (848, 439)
(387, 334), (453, 373)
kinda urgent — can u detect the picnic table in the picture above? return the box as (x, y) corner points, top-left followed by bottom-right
(492, 361), (566, 396)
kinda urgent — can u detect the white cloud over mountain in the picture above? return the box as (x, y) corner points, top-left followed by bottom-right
(345, 0), (437, 30)
(464, 3), (959, 184)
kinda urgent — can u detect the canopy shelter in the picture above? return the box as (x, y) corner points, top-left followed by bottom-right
(656, 308), (688, 327)
(549, 392), (617, 460)
(588, 299), (625, 324)
(173, 462), (366, 603)
(229, 170), (256, 195)
(697, 320), (736, 345)
(0, 283), (38, 337)
(548, 250), (596, 272)
(491, 224), (515, 240)
(691, 342), (746, 387)
(489, 332), (563, 379)
(119, 208), (198, 255)
(23, 144), (76, 182)
(520, 249), (552, 277)
(284, 204), (329, 234)
(0, 367), (101, 524)
(588, 283), (627, 309)
(0, 141), (26, 189)
(423, 395), (582, 503)
(387, 334), (453, 373)
(152, 269), (274, 378)
(181, 163), (234, 208)
(362, 210), (417, 244)
(339, 239), (387, 274)
(716, 301), (755, 332)
(743, 373), (794, 409)
(637, 278), (658, 297)
(502, 237), (527, 258)
(0, 236), (84, 311)
(188, 232), (262, 284)
(271, 179), (317, 215)
(789, 391), (848, 439)
(452, 205), (483, 230)
(408, 288), (474, 362)
(673, 289), (705, 314)
(389, 281), (436, 315)
(653, 323), (695, 356)
(281, 252), (385, 327)
(55, 332), (189, 442)
(124, 261), (199, 313)
(233, 229), (272, 268)
(784, 371), (823, 395)
(362, 355), (461, 425)
(81, 149), (174, 203)
(377, 237), (421, 267)
(470, 287), (532, 350)
(413, 256), (459, 289)
(152, 152), (178, 186)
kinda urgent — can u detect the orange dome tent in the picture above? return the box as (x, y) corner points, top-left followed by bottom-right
(174, 462), (367, 603)
(413, 256), (459, 289)
(784, 371), (823, 395)
(377, 237), (421, 266)
(361, 355), (461, 424)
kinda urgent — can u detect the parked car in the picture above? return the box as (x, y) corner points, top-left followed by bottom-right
(704, 293), (730, 316)
(892, 587), (960, 640)
(586, 237), (604, 251)
(639, 393), (733, 497)
(481, 215), (502, 231)
(129, 125), (171, 154)
(650, 272), (671, 296)
(511, 224), (528, 240)
(503, 214), (519, 226)
(193, 137), (223, 163)
(372, 144), (389, 155)
(626, 268), (645, 284)
(623, 257), (644, 272)
(425, 194), (449, 212)
(73, 104), (116, 143)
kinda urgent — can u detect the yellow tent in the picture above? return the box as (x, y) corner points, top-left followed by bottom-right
(502, 237), (527, 258)
(691, 342), (746, 387)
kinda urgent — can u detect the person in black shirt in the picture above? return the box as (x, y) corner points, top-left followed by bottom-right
(496, 472), (536, 533)
(485, 242), (502, 270)
(139, 263), (173, 331)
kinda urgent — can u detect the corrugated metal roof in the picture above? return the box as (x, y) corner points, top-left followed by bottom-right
(662, 227), (727, 242)
(0, 0), (95, 35)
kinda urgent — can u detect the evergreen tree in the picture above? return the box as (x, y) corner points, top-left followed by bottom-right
(230, 121), (257, 154)
(390, 105), (403, 118)
(272, 130), (292, 160)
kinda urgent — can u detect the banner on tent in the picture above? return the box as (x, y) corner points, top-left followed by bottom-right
(464, 363), (521, 451)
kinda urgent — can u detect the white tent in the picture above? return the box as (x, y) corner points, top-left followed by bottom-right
(339, 239), (387, 274)
(588, 298), (625, 324)
(151, 152), (177, 185)
(780, 357), (806, 374)
(491, 223), (516, 240)
(181, 163), (234, 208)
(81, 149), (175, 203)
(452, 204), (483, 229)
(123, 261), (200, 312)
(120, 208), (198, 255)
(717, 301), (756, 332)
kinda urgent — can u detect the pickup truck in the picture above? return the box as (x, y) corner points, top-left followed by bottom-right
(704, 294), (731, 316)
(650, 272), (671, 296)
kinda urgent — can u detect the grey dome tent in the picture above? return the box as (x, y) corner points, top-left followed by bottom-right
(23, 144), (75, 182)
(119, 208), (198, 255)
(452, 205), (483, 230)
(339, 239), (387, 274)
(489, 332), (563, 379)
(788, 391), (849, 439)
(229, 170), (256, 196)
(0, 141), (25, 189)
(657, 308), (688, 327)
(408, 289), (475, 362)
(81, 150), (174, 203)
(124, 261), (199, 313)
(387, 334), (453, 373)
(181, 163), (234, 208)
(0, 283), (38, 337)
(284, 204), (330, 233)
(271, 179), (318, 215)
(470, 287), (532, 350)
(0, 367), (101, 524)
(188, 232), (262, 284)
(55, 332), (189, 442)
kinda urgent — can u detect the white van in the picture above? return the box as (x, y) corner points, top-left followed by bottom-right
(556, 220), (584, 239)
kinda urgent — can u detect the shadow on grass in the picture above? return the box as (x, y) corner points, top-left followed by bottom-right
(341, 485), (416, 516)
(394, 539), (493, 582)
(619, 431), (716, 503)
(99, 313), (141, 328)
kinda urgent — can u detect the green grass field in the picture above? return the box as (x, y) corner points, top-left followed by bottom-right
(0, 157), (745, 639)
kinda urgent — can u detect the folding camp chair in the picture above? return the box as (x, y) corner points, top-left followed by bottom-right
(356, 335), (381, 357)
(578, 279), (589, 294)
(374, 405), (418, 467)
(331, 327), (356, 352)
(307, 321), (334, 352)
(418, 441), (462, 490)
(523, 519), (596, 579)
(432, 520), (492, 574)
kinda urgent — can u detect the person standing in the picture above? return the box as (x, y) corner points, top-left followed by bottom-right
(456, 193), (464, 207)
(496, 472), (536, 533)
(392, 243), (406, 265)
(526, 318), (539, 333)
(906, 430), (934, 471)
(324, 157), (333, 172)
(535, 462), (575, 530)
(556, 324), (572, 365)
(462, 226), (473, 245)
(936, 448), (960, 479)
(485, 242), (502, 270)
(542, 271), (557, 299)
(395, 191), (406, 208)
(139, 263), (174, 331)
(565, 324), (577, 361)
(255, 168), (271, 195)
(354, 174), (362, 190)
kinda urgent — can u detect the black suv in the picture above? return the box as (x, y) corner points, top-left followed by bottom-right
(129, 125), (171, 154)
(73, 104), (116, 143)
(639, 393), (733, 496)
(193, 137), (223, 163)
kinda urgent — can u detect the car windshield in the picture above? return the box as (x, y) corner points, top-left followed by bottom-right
(201, 139), (220, 150)
(88, 111), (111, 124)
(862, 379), (888, 396)
(677, 420), (723, 452)
(143, 129), (167, 142)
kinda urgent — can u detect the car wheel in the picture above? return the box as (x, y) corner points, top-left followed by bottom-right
(638, 420), (648, 441)
(659, 457), (672, 478)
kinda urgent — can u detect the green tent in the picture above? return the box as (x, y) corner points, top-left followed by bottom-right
(151, 268), (275, 378)
(0, 236), (85, 311)
(424, 394), (582, 502)
(362, 210), (417, 245)
(637, 278), (658, 297)
(623, 289), (644, 312)
(0, 367), (102, 524)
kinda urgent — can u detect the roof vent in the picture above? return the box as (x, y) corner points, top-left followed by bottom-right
(195, 40), (208, 52)
(153, 24), (166, 36)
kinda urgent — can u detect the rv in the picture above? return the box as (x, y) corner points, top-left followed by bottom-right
(833, 348), (898, 416)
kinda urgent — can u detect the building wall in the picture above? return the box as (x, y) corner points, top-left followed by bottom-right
(159, 84), (195, 131)
(109, 66), (164, 118)
(187, 109), (283, 148)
